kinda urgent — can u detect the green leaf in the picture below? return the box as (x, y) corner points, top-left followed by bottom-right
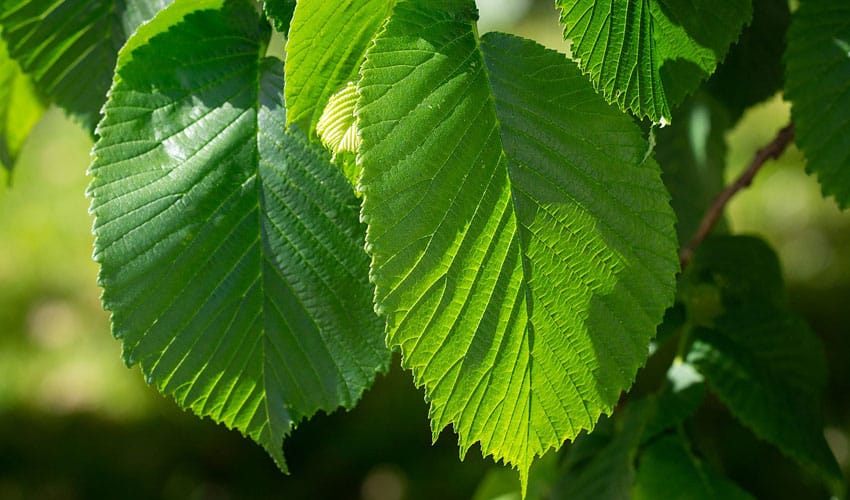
(284, 0), (394, 135)
(705, 0), (790, 121)
(358, 0), (678, 484)
(0, 0), (173, 130)
(656, 93), (731, 246)
(684, 236), (842, 493)
(263, 0), (296, 34)
(556, 0), (752, 124)
(634, 434), (753, 500)
(785, 0), (850, 207)
(316, 82), (361, 186)
(88, 0), (389, 470)
(551, 401), (652, 500)
(0, 32), (45, 174)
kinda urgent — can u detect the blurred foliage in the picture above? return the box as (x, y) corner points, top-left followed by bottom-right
(0, 1), (849, 499)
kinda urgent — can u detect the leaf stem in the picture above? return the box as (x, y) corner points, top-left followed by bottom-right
(679, 123), (795, 268)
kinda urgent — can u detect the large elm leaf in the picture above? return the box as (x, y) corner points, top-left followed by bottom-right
(0, 0), (173, 130)
(556, 0), (752, 124)
(357, 0), (678, 485)
(88, 0), (388, 470)
(785, 0), (850, 207)
(284, 0), (393, 135)
(0, 32), (44, 175)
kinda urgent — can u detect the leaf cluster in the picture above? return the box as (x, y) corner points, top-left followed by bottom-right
(0, 0), (847, 497)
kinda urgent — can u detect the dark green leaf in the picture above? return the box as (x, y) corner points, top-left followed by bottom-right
(785, 0), (850, 207)
(706, 0), (791, 121)
(634, 434), (753, 500)
(89, 0), (389, 470)
(683, 236), (842, 492)
(551, 401), (653, 500)
(0, 0), (173, 130)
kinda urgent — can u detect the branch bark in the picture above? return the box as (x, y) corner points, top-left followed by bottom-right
(679, 123), (795, 269)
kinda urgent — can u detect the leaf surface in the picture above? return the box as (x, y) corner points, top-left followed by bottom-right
(285, 0), (394, 135)
(0, 0), (173, 130)
(89, 0), (388, 469)
(556, 0), (752, 124)
(358, 0), (678, 484)
(0, 32), (44, 174)
(785, 0), (850, 207)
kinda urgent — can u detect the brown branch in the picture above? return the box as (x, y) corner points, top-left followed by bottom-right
(679, 123), (795, 269)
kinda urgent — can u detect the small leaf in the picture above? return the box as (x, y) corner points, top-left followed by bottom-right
(284, 0), (394, 134)
(89, 0), (389, 470)
(0, 32), (45, 174)
(785, 0), (850, 207)
(316, 82), (362, 186)
(556, 0), (752, 124)
(634, 434), (753, 500)
(0, 0), (173, 130)
(358, 0), (678, 484)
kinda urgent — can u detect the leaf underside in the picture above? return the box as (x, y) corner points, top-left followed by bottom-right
(785, 0), (850, 207)
(556, 0), (752, 124)
(89, 0), (388, 470)
(358, 0), (677, 483)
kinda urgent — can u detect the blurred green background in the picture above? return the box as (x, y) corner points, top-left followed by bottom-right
(1, 1), (848, 499)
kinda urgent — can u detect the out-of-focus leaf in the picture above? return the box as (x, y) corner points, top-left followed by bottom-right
(785, 0), (850, 207)
(634, 434), (753, 499)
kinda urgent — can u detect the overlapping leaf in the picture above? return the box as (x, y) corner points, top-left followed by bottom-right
(89, 0), (388, 469)
(284, 0), (393, 135)
(556, 0), (752, 124)
(357, 0), (678, 484)
(0, 0), (173, 130)
(0, 32), (44, 174)
(785, 0), (850, 207)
